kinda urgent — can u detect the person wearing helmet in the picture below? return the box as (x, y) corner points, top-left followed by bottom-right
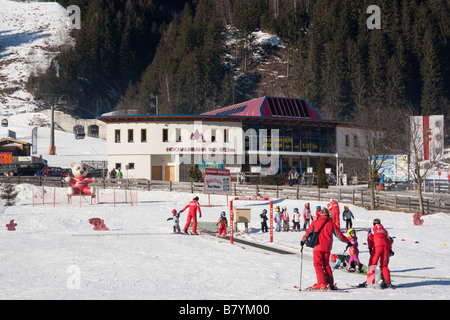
(346, 228), (362, 273)
(301, 208), (350, 290)
(260, 209), (269, 233)
(366, 218), (392, 288)
(281, 206), (290, 231)
(181, 195), (202, 234)
(274, 206), (282, 232)
(314, 206), (321, 221)
(342, 205), (354, 231)
(216, 211), (228, 237)
(292, 208), (300, 232)
(302, 203), (312, 230)
(167, 209), (181, 234)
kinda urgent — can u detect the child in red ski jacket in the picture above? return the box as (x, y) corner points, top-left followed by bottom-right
(216, 211), (227, 237)
(366, 218), (392, 288)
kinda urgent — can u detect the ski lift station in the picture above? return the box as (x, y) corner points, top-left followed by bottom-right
(97, 96), (380, 183)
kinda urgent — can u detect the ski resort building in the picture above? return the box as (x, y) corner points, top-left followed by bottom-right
(97, 96), (372, 183)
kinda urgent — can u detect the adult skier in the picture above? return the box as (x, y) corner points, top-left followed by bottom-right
(301, 208), (350, 290)
(329, 198), (341, 229)
(366, 218), (392, 288)
(181, 195), (202, 234)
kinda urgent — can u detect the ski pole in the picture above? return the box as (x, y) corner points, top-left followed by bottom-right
(299, 245), (304, 291)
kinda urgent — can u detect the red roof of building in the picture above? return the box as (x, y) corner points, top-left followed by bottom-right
(202, 96), (322, 120)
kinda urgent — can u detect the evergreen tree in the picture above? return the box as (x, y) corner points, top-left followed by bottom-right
(31, 0), (450, 120)
(420, 28), (443, 115)
(1, 180), (19, 206)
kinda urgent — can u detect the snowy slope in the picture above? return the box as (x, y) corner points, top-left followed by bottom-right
(0, 0), (73, 114)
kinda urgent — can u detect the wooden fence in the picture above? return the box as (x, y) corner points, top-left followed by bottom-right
(2, 176), (449, 214)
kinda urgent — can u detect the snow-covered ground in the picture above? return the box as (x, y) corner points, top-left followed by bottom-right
(3, 93), (450, 301)
(1, 184), (449, 300)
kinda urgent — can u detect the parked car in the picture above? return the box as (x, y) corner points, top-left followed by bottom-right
(0, 164), (21, 176)
(383, 177), (397, 191)
(18, 163), (47, 176)
(34, 167), (69, 177)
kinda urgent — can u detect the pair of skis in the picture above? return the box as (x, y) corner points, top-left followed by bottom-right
(280, 285), (349, 292)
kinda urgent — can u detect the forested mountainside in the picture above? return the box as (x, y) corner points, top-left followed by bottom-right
(28, 0), (450, 124)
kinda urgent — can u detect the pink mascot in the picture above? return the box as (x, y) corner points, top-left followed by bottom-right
(65, 162), (96, 196)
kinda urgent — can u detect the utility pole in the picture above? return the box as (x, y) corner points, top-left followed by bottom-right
(41, 94), (63, 155)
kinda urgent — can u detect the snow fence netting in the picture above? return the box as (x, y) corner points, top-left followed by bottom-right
(29, 185), (138, 207)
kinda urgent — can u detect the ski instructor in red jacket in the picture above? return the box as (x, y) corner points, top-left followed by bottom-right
(301, 208), (350, 290)
(181, 195), (202, 234)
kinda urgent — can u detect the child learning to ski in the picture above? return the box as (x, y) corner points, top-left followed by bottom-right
(281, 206), (289, 231)
(302, 203), (311, 230)
(314, 205), (321, 221)
(366, 218), (393, 289)
(260, 209), (268, 233)
(292, 208), (300, 231)
(216, 211), (228, 237)
(346, 228), (362, 273)
(167, 209), (181, 234)
(274, 206), (282, 232)
(342, 205), (354, 231)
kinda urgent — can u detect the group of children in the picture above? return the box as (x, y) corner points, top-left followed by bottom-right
(167, 208), (228, 237)
(267, 202), (355, 233)
(166, 201), (359, 270)
(167, 200), (394, 287)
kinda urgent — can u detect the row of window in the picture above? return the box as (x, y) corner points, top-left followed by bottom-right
(114, 128), (231, 143)
(114, 163), (135, 170)
(345, 134), (359, 148)
(242, 122), (337, 153)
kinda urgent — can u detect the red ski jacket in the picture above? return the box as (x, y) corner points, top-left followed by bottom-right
(182, 200), (201, 217)
(302, 215), (349, 252)
(367, 224), (391, 251)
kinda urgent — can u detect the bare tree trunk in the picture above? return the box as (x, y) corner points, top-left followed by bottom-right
(368, 180), (376, 209)
(417, 182), (425, 215)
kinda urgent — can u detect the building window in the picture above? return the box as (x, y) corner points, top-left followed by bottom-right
(224, 129), (229, 143)
(353, 135), (359, 148)
(345, 134), (350, 147)
(211, 129), (216, 142)
(128, 163), (135, 170)
(141, 129), (147, 142)
(128, 129), (134, 142)
(115, 163), (121, 170)
(162, 128), (169, 142)
(115, 129), (121, 143)
(176, 128), (182, 142)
